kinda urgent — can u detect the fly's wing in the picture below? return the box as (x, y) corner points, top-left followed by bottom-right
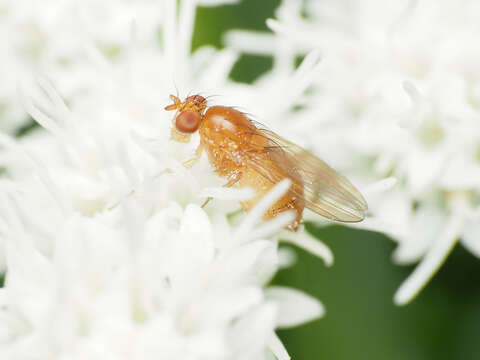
(244, 129), (368, 222)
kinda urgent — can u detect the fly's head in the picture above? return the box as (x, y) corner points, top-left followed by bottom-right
(165, 94), (207, 142)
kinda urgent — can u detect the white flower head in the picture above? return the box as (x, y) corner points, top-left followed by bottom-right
(227, 0), (480, 304)
(0, 0), (327, 358)
(0, 174), (321, 359)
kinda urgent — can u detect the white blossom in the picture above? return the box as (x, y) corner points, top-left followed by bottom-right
(226, 0), (480, 304)
(0, 0), (326, 358)
(0, 0), (241, 132)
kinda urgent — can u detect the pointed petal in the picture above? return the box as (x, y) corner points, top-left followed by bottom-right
(266, 286), (324, 328)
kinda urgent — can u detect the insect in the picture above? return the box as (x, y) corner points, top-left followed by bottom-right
(165, 94), (367, 231)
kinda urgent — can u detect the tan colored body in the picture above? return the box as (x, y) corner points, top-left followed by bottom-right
(166, 94), (367, 231)
(199, 106), (304, 230)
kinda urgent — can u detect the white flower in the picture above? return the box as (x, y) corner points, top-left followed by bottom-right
(0, 174), (321, 359)
(0, 0), (340, 267)
(226, 0), (480, 304)
(0, 0), (240, 132)
(0, 0), (327, 358)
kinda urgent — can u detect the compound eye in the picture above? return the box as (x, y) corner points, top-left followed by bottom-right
(175, 111), (201, 133)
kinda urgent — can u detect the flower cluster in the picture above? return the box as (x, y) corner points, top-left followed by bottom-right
(227, 0), (480, 304)
(0, 0), (326, 358)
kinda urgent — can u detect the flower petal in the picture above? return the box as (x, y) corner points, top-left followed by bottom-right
(265, 286), (324, 328)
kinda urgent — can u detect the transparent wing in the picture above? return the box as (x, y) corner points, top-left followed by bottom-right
(244, 129), (368, 222)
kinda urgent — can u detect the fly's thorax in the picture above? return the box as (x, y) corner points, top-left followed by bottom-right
(199, 126), (247, 177)
(200, 106), (268, 152)
(202, 106), (255, 138)
(199, 106), (256, 177)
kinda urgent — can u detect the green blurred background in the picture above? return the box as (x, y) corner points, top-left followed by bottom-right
(194, 1), (480, 359)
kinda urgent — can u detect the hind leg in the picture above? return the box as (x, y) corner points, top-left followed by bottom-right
(264, 194), (303, 231)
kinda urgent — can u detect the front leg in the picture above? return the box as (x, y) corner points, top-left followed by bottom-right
(183, 144), (204, 169)
(201, 171), (243, 208)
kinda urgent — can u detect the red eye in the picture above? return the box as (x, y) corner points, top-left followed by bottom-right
(175, 111), (201, 133)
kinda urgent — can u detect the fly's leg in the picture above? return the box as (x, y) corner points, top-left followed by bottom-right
(201, 197), (212, 208)
(201, 171), (243, 208)
(109, 145), (204, 211)
(183, 145), (204, 168)
(108, 168), (172, 210)
(224, 170), (243, 188)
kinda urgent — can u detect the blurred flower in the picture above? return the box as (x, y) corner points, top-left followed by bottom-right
(0, 0), (242, 132)
(0, 0), (327, 358)
(227, 0), (480, 304)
